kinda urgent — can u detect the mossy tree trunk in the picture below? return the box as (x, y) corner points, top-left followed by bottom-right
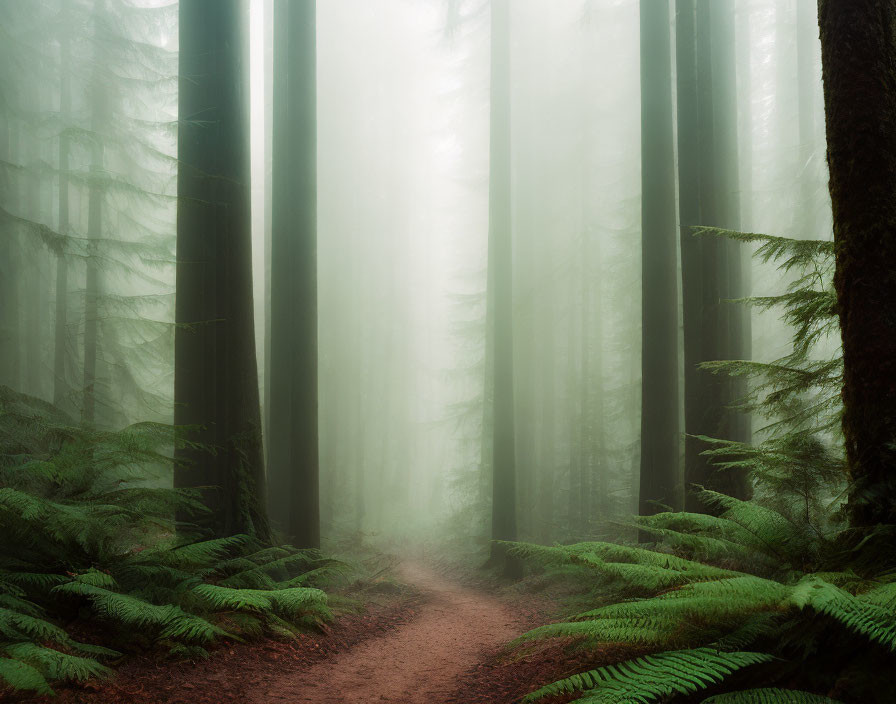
(817, 0), (896, 526)
(175, 0), (271, 542)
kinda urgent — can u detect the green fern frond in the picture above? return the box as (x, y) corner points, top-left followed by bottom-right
(73, 569), (118, 589)
(3, 642), (112, 682)
(701, 689), (844, 703)
(267, 587), (330, 621)
(188, 583), (273, 612)
(572, 555), (700, 592)
(791, 576), (896, 650)
(692, 228), (833, 273)
(150, 534), (254, 569)
(158, 613), (232, 644)
(0, 606), (69, 644)
(711, 613), (781, 651)
(522, 648), (774, 703)
(0, 656), (53, 695)
(693, 489), (810, 561)
(632, 521), (769, 568)
(513, 616), (680, 648)
(860, 582), (896, 610)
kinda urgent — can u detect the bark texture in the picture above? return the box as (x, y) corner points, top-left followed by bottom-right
(818, 0), (896, 526)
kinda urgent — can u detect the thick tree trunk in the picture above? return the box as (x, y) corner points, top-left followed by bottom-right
(817, 0), (896, 526)
(488, 0), (519, 573)
(175, 0), (270, 541)
(639, 0), (681, 518)
(267, 0), (319, 548)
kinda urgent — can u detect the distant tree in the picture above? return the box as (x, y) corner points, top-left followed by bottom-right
(53, 35), (71, 408)
(488, 0), (519, 572)
(267, 0), (319, 548)
(796, 0), (818, 240)
(817, 0), (896, 527)
(174, 0), (270, 541)
(638, 0), (681, 518)
(82, 10), (106, 423)
(0, 12), (21, 391)
(676, 0), (751, 510)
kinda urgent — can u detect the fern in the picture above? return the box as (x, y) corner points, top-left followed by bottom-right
(522, 648), (773, 703)
(701, 690), (844, 704)
(791, 576), (896, 651)
(509, 229), (895, 703)
(0, 657), (53, 696)
(2, 643), (112, 683)
(0, 389), (334, 695)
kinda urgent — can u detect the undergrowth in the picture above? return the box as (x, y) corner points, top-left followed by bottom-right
(507, 231), (896, 703)
(0, 387), (339, 697)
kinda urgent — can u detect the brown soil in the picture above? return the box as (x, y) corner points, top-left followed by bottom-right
(12, 560), (595, 704)
(14, 589), (419, 704)
(247, 561), (534, 703)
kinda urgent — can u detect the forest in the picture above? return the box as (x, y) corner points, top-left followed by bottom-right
(1, 0), (895, 702)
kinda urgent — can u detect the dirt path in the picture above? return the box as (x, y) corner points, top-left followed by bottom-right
(248, 561), (526, 704)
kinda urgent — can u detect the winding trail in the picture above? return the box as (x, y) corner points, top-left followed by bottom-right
(248, 561), (526, 703)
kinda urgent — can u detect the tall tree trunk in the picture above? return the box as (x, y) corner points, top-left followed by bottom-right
(1, 116), (21, 391)
(797, 0), (818, 240)
(82, 85), (104, 425)
(23, 94), (43, 398)
(677, 0), (750, 511)
(567, 263), (582, 534)
(263, 0), (274, 457)
(639, 0), (681, 518)
(53, 36), (71, 408)
(488, 0), (519, 572)
(267, 0), (319, 548)
(175, 0), (270, 541)
(716, 4), (751, 454)
(537, 242), (555, 543)
(817, 0), (896, 526)
(579, 227), (591, 531)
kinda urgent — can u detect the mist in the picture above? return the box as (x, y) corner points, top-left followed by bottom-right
(7, 1), (885, 701)
(0, 0), (834, 549)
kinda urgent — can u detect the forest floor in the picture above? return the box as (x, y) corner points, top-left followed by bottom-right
(19, 559), (608, 704)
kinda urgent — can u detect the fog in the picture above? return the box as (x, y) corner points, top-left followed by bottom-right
(0, 0), (832, 556)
